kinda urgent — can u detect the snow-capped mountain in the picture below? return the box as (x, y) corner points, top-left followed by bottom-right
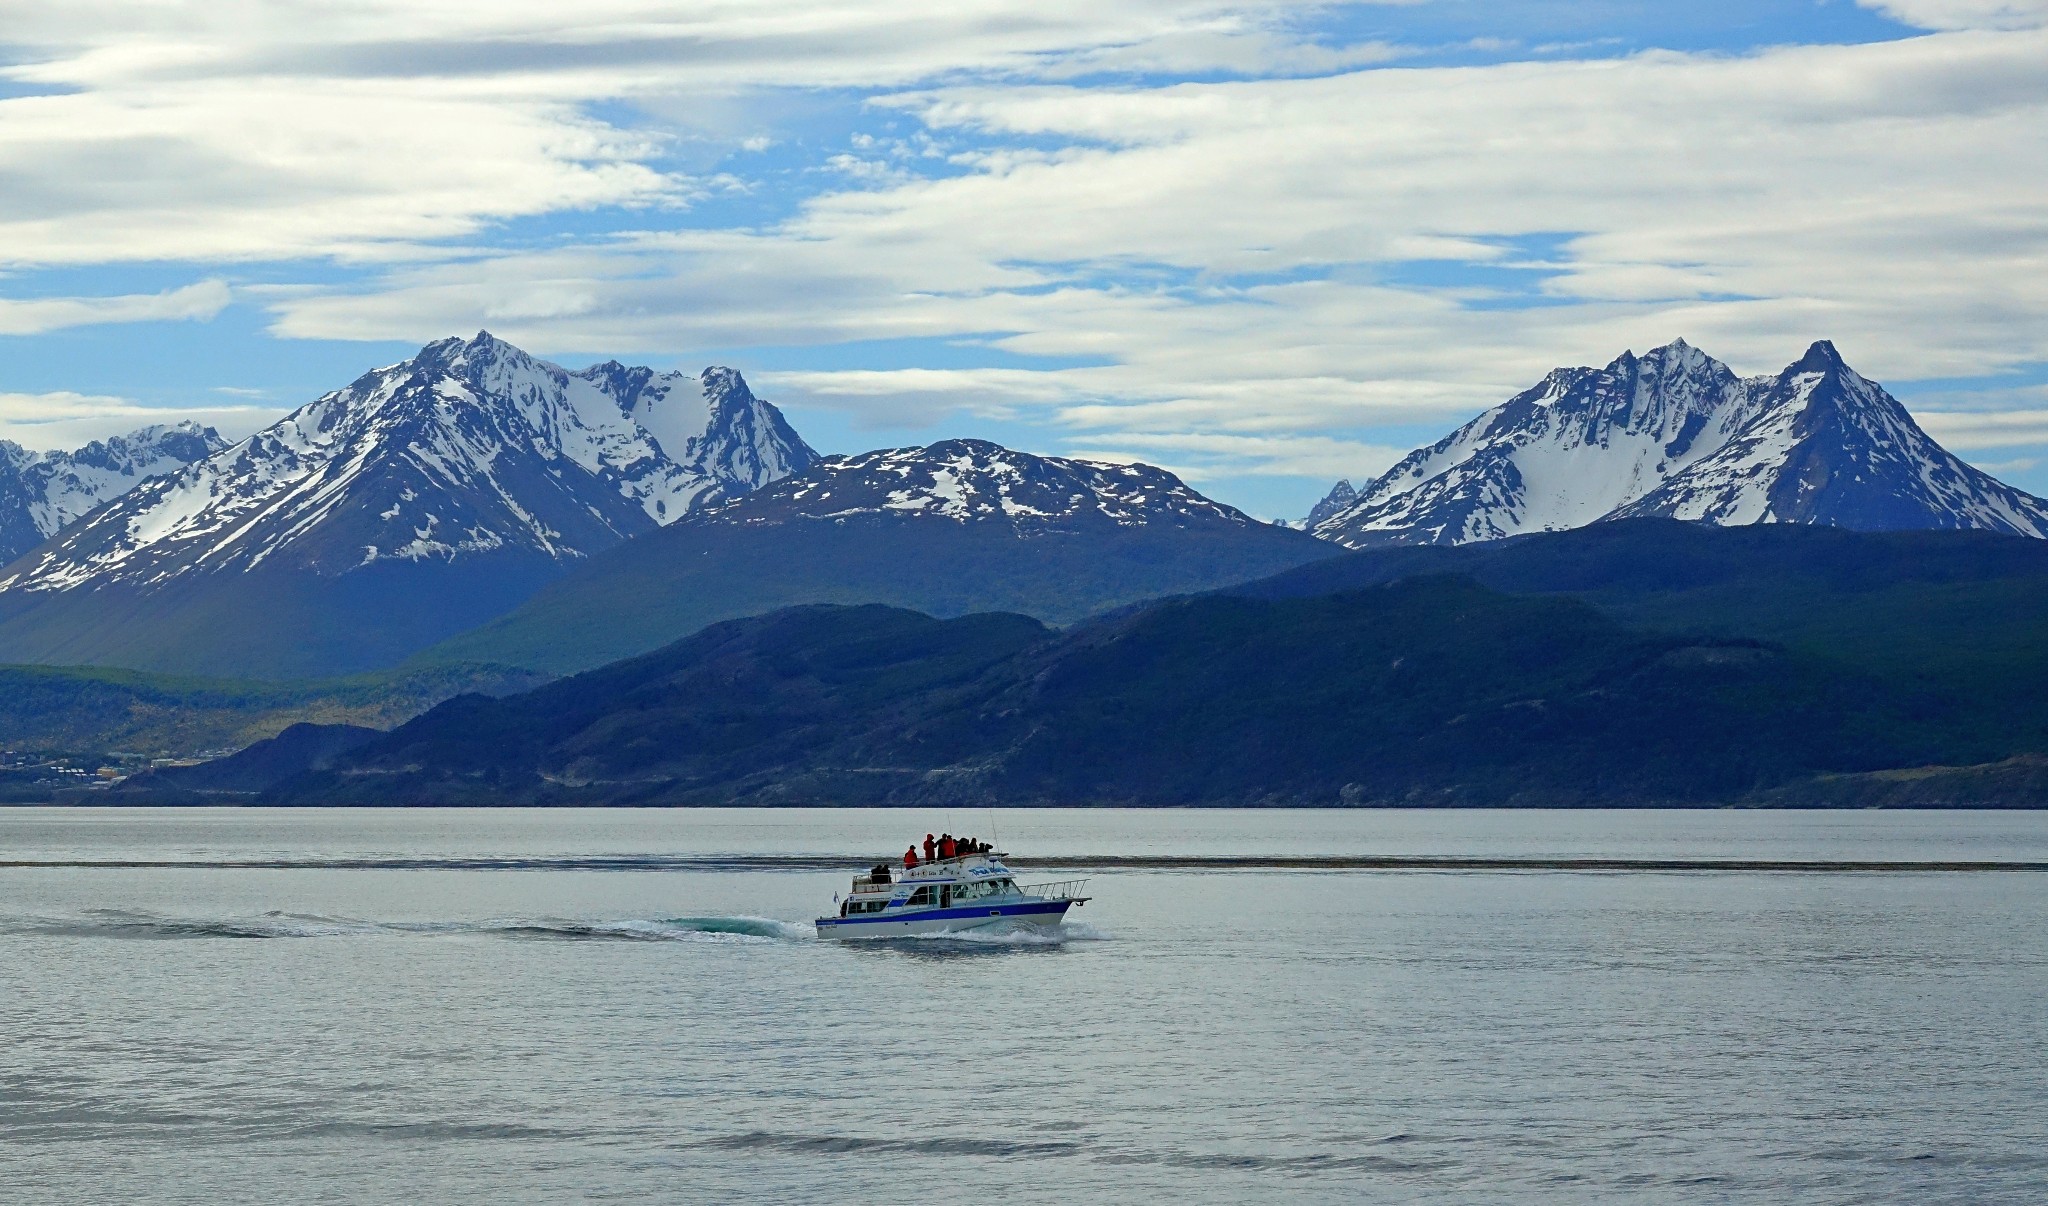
(420, 437), (1332, 675)
(1312, 339), (2048, 549)
(0, 331), (814, 592)
(1608, 341), (2048, 532)
(0, 422), (226, 563)
(698, 438), (1264, 534)
(0, 332), (816, 678)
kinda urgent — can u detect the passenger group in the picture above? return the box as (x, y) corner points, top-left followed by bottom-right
(903, 832), (991, 868)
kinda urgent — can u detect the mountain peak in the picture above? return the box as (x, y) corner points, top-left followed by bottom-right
(0, 420), (229, 564)
(698, 438), (1259, 535)
(407, 329), (526, 376)
(699, 366), (758, 406)
(1790, 339), (1847, 374)
(1312, 337), (2048, 549)
(1605, 340), (1708, 376)
(1303, 478), (1358, 528)
(0, 340), (819, 600)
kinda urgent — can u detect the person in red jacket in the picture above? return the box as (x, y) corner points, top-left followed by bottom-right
(904, 845), (918, 869)
(939, 834), (956, 860)
(923, 833), (937, 862)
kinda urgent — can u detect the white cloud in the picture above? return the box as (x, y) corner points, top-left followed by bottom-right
(1860, 1), (2048, 30)
(1060, 430), (1409, 481)
(0, 1), (1378, 266)
(0, 279), (230, 334)
(6, 3), (2047, 493)
(0, 81), (675, 266)
(0, 391), (283, 449)
(257, 26), (2048, 487)
(1916, 407), (2048, 449)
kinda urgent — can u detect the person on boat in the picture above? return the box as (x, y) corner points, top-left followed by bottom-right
(939, 834), (956, 860)
(904, 845), (918, 869)
(923, 833), (937, 862)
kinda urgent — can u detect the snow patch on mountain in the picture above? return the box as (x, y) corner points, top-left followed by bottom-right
(0, 422), (226, 564)
(1312, 339), (2048, 549)
(701, 438), (1266, 534)
(0, 332), (816, 592)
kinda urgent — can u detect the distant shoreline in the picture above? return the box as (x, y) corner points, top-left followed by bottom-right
(4, 852), (2046, 874)
(8, 800), (2048, 811)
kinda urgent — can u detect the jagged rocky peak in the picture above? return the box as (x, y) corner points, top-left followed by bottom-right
(67, 421), (227, 473)
(1303, 479), (1357, 529)
(1790, 338), (1847, 373)
(697, 436), (1263, 534)
(0, 420), (229, 564)
(0, 333), (818, 592)
(1313, 339), (2048, 549)
(1311, 338), (1751, 549)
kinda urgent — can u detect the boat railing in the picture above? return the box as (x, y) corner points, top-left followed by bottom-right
(1018, 878), (1090, 901)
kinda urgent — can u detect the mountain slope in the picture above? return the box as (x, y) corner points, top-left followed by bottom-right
(0, 660), (544, 765)
(0, 333), (814, 678)
(1313, 339), (2048, 548)
(1611, 341), (2048, 532)
(120, 722), (383, 797)
(1223, 518), (2048, 752)
(0, 422), (225, 563)
(416, 438), (1336, 675)
(272, 579), (1999, 807)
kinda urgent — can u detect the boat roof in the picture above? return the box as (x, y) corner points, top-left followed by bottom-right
(900, 852), (1012, 883)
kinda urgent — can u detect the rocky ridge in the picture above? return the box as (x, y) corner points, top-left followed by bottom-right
(1311, 339), (2048, 548)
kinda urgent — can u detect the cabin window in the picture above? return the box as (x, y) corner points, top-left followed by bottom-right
(906, 886), (935, 907)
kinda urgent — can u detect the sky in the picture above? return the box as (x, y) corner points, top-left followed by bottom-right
(1, 0), (2045, 521)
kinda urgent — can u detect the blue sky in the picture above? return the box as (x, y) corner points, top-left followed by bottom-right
(2, 0), (2046, 520)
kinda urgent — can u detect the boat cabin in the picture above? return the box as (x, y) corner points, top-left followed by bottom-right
(836, 852), (1027, 917)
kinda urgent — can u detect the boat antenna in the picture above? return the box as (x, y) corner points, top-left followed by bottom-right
(987, 803), (1000, 852)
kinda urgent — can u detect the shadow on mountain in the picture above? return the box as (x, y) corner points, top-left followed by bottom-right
(265, 544), (2048, 806)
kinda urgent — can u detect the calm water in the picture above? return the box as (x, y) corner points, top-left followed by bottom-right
(5, 808), (2048, 1202)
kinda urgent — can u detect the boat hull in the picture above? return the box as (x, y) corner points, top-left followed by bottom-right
(814, 898), (1075, 940)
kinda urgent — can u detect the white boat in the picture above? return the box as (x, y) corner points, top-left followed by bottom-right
(815, 850), (1089, 939)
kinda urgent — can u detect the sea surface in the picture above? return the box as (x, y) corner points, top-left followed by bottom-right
(4, 807), (2048, 1203)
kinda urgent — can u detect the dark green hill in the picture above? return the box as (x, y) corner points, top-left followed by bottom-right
(113, 722), (383, 799)
(1225, 519), (2048, 745)
(278, 577), (2016, 807)
(0, 660), (542, 765)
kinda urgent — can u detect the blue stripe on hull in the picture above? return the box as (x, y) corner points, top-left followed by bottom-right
(815, 899), (1073, 934)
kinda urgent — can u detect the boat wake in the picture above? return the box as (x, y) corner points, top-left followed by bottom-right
(902, 920), (1112, 946)
(3, 909), (815, 943)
